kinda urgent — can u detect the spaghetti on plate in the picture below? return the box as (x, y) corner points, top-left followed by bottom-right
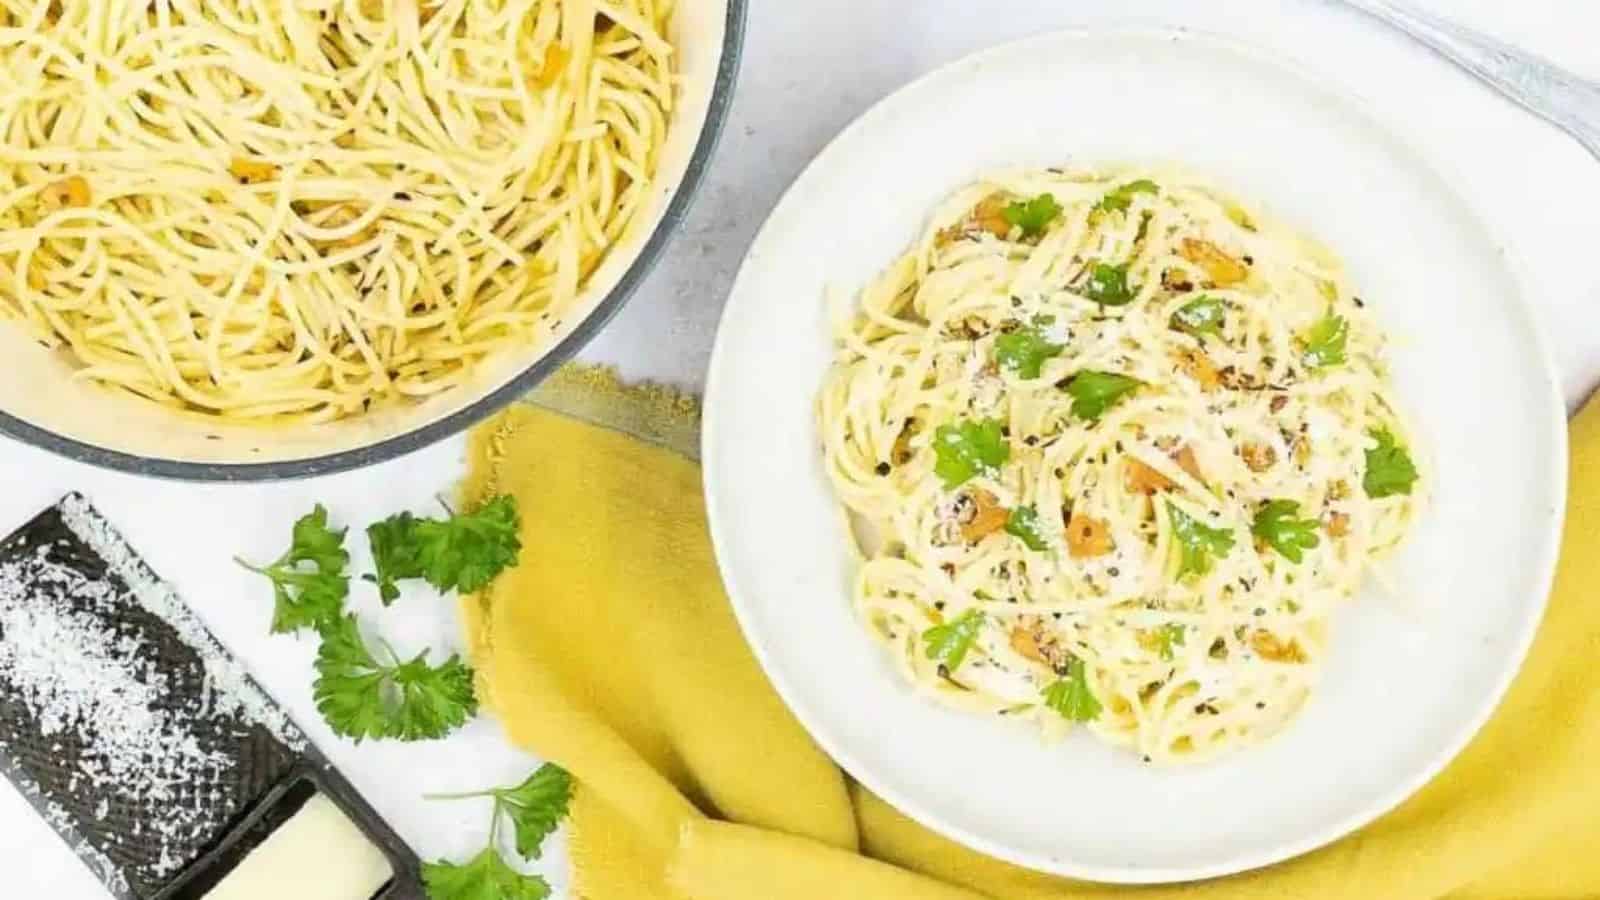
(818, 167), (1425, 763)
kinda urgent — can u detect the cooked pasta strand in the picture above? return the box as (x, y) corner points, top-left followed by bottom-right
(0, 0), (674, 422)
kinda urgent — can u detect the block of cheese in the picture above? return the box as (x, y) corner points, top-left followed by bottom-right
(206, 793), (393, 900)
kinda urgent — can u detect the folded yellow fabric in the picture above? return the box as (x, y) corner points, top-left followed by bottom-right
(460, 367), (1600, 900)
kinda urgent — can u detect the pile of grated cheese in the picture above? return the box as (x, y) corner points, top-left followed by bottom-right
(0, 496), (304, 891)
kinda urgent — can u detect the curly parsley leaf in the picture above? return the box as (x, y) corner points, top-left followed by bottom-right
(1155, 624), (1186, 661)
(413, 496), (522, 594)
(1251, 500), (1321, 564)
(255, 568), (346, 635)
(1062, 371), (1141, 421)
(922, 609), (984, 673)
(1002, 193), (1062, 239)
(1081, 261), (1137, 306)
(1167, 501), (1235, 580)
(1005, 505), (1050, 552)
(236, 504), (349, 634)
(932, 419), (1010, 488)
(365, 512), (423, 604)
(1170, 295), (1226, 339)
(422, 847), (550, 900)
(1301, 313), (1349, 369)
(1093, 179), (1159, 215)
(387, 652), (477, 740)
(363, 497), (521, 599)
(290, 506), (349, 569)
(494, 765), (573, 859)
(313, 614), (478, 742)
(993, 326), (1064, 379)
(423, 764), (570, 900)
(1041, 657), (1101, 722)
(311, 616), (393, 740)
(1363, 428), (1419, 498)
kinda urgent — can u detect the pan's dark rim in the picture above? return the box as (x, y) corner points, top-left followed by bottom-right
(0, 2), (748, 483)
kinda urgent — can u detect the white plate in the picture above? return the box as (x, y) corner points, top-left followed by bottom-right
(702, 28), (1566, 883)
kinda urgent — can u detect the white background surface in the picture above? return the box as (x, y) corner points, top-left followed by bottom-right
(5, 0), (1599, 895)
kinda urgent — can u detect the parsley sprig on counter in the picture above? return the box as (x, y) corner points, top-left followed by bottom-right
(422, 764), (573, 900)
(367, 496), (522, 601)
(235, 504), (349, 634)
(446, 765), (573, 860)
(240, 495), (522, 744)
(423, 848), (549, 900)
(313, 614), (478, 742)
(365, 512), (423, 605)
(488, 766), (574, 859)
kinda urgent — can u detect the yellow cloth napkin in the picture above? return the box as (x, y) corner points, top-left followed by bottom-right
(460, 367), (1600, 900)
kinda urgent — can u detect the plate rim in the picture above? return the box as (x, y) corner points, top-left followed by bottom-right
(701, 24), (1568, 884)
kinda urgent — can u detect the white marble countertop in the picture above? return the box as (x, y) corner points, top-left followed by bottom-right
(6, 1), (1600, 895)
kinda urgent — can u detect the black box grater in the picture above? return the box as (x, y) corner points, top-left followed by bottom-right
(0, 493), (423, 899)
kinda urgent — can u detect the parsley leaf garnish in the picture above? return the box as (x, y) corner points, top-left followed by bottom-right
(423, 765), (571, 900)
(364, 497), (521, 599)
(1224, 201), (1256, 231)
(1041, 657), (1101, 722)
(496, 765), (572, 859)
(1364, 428), (1419, 498)
(1155, 624), (1186, 661)
(365, 512), (422, 604)
(422, 847), (550, 900)
(922, 609), (984, 673)
(1251, 499), (1321, 563)
(1081, 261), (1137, 306)
(932, 419), (1009, 488)
(416, 496), (521, 594)
(993, 326), (1064, 379)
(1005, 505), (1050, 552)
(1301, 313), (1349, 369)
(434, 764), (572, 860)
(1093, 179), (1159, 214)
(1002, 193), (1062, 239)
(313, 614), (478, 742)
(1170, 295), (1226, 339)
(1134, 210), (1154, 244)
(236, 504), (349, 634)
(1167, 501), (1235, 580)
(1062, 371), (1141, 421)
